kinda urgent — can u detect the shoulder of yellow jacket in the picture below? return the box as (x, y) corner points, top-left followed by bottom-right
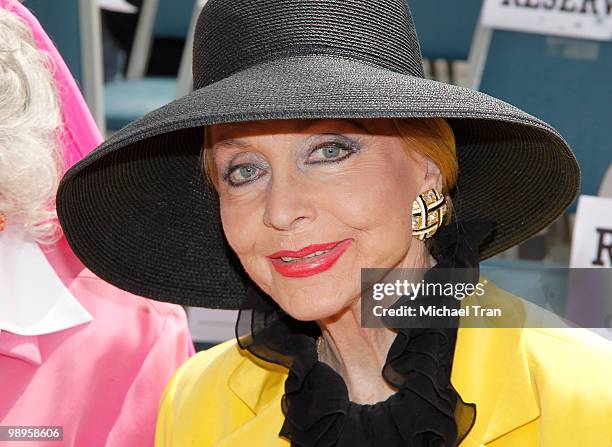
(156, 339), (247, 446)
(523, 325), (612, 387)
(480, 277), (612, 399)
(160, 337), (285, 408)
(166, 338), (243, 392)
(508, 286), (612, 419)
(522, 326), (612, 444)
(478, 278), (612, 446)
(491, 281), (612, 356)
(483, 275), (612, 355)
(526, 326), (612, 354)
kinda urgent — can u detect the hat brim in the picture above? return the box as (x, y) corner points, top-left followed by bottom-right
(57, 54), (579, 309)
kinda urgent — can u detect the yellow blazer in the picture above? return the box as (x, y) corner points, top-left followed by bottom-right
(156, 278), (612, 447)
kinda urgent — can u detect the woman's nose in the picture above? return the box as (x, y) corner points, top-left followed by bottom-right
(262, 170), (316, 232)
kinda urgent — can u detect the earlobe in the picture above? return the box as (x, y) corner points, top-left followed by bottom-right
(422, 159), (444, 193)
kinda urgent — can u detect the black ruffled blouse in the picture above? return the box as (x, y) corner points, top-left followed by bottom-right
(235, 218), (496, 447)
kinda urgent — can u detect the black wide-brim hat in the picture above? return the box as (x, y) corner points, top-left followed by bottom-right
(56, 0), (579, 309)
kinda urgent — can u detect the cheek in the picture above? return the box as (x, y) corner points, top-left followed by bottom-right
(219, 196), (261, 257)
(327, 149), (421, 251)
(220, 197), (275, 294)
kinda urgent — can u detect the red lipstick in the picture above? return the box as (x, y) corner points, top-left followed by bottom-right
(267, 239), (353, 278)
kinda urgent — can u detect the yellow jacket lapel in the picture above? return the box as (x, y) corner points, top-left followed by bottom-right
(452, 278), (540, 445)
(221, 351), (289, 446)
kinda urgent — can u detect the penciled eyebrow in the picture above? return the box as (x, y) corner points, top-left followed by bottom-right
(212, 119), (370, 151)
(211, 139), (252, 151)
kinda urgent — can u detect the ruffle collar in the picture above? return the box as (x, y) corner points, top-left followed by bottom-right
(235, 218), (496, 447)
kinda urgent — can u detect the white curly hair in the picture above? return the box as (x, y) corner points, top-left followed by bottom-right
(0, 5), (64, 244)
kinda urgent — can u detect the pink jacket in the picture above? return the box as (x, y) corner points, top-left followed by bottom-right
(0, 269), (195, 446)
(0, 1), (195, 445)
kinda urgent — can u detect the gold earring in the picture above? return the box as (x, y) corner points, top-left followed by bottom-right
(412, 188), (447, 240)
(0, 213), (5, 233)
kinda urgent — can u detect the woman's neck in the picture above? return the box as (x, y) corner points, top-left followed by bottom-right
(317, 313), (398, 403)
(316, 241), (435, 404)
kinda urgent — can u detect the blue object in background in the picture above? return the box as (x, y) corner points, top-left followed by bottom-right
(23, 0), (83, 86)
(478, 32), (612, 210)
(153, 0), (194, 39)
(104, 77), (177, 130)
(409, 0), (483, 60)
(105, 0), (196, 131)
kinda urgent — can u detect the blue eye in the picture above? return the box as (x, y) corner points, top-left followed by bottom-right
(306, 142), (354, 164)
(224, 163), (264, 187)
(238, 165), (257, 178)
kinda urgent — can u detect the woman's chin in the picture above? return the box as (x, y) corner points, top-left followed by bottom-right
(272, 287), (355, 322)
(285, 306), (346, 322)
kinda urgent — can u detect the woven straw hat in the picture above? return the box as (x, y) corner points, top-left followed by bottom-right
(56, 0), (580, 309)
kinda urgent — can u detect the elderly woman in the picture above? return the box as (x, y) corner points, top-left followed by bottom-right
(56, 0), (612, 446)
(0, 2), (194, 445)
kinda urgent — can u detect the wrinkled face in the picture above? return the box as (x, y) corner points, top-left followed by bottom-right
(210, 118), (437, 321)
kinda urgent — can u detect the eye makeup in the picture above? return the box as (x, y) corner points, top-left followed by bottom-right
(219, 133), (365, 187)
(304, 134), (363, 165)
(221, 154), (268, 188)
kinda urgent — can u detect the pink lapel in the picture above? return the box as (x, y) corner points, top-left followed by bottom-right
(0, 331), (42, 366)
